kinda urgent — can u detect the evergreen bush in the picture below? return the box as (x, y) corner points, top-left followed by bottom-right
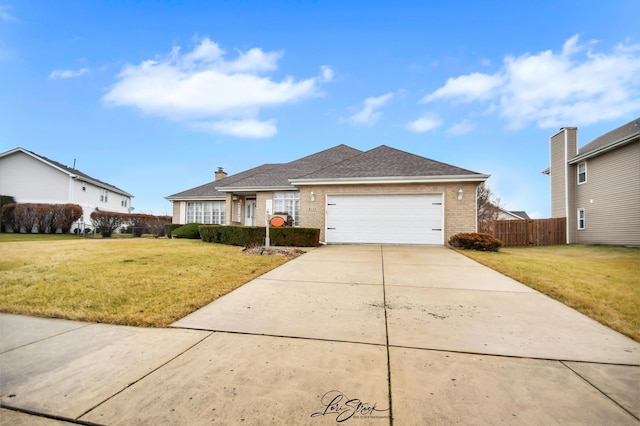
(199, 225), (320, 247)
(171, 223), (203, 239)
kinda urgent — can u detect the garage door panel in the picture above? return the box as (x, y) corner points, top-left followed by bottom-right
(326, 194), (443, 245)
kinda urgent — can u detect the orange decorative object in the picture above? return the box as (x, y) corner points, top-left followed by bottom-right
(270, 216), (286, 227)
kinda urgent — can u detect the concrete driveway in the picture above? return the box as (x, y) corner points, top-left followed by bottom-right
(1, 245), (639, 425)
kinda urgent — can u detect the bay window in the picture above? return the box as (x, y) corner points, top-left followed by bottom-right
(186, 201), (225, 224)
(273, 191), (300, 225)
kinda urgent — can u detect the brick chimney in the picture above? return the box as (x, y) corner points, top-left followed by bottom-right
(215, 167), (228, 181)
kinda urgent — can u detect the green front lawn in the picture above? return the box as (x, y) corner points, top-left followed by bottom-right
(0, 237), (295, 327)
(456, 245), (640, 342)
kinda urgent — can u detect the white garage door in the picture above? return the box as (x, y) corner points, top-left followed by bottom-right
(326, 194), (443, 244)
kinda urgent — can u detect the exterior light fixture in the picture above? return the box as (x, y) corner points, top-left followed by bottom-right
(458, 188), (464, 200)
(310, 191), (315, 202)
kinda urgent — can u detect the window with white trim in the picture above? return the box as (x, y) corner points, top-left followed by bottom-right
(100, 189), (108, 203)
(121, 197), (128, 207)
(273, 191), (300, 225)
(577, 162), (587, 184)
(577, 208), (585, 230)
(186, 201), (225, 224)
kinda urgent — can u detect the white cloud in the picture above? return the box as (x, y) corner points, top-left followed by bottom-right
(448, 119), (476, 135)
(421, 72), (504, 103)
(406, 114), (442, 133)
(349, 92), (393, 125)
(0, 6), (16, 22)
(320, 65), (334, 82)
(103, 38), (327, 138)
(192, 119), (277, 138)
(422, 35), (640, 129)
(48, 68), (89, 80)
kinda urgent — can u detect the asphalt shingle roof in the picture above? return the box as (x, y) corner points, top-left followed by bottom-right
(218, 144), (362, 188)
(167, 144), (485, 199)
(509, 211), (530, 220)
(166, 163), (282, 199)
(573, 117), (640, 160)
(296, 145), (482, 179)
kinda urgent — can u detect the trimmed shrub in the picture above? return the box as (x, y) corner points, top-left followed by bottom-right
(171, 223), (203, 239)
(269, 227), (320, 247)
(1, 202), (17, 232)
(90, 210), (124, 238)
(0, 196), (16, 232)
(165, 223), (183, 238)
(199, 225), (264, 246)
(449, 232), (503, 252)
(54, 204), (83, 234)
(199, 225), (320, 247)
(128, 214), (172, 237)
(14, 203), (39, 233)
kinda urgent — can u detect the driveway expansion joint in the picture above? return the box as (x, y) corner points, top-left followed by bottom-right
(0, 405), (100, 426)
(560, 360), (640, 422)
(75, 331), (213, 421)
(381, 245), (395, 425)
(0, 322), (93, 355)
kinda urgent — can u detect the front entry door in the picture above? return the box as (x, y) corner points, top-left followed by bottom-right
(244, 199), (257, 226)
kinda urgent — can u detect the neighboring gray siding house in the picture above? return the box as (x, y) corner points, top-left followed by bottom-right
(544, 118), (640, 245)
(495, 208), (530, 221)
(167, 145), (490, 245)
(0, 147), (134, 232)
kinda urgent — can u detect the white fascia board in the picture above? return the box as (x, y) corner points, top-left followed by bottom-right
(215, 186), (297, 192)
(165, 195), (226, 201)
(568, 134), (639, 164)
(4, 148), (134, 198)
(289, 174), (490, 186)
(7, 147), (76, 178)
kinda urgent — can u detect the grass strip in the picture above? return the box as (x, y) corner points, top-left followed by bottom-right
(456, 245), (640, 342)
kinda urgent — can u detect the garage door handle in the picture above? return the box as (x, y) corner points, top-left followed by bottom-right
(327, 203), (336, 206)
(328, 227), (336, 230)
(432, 228), (442, 231)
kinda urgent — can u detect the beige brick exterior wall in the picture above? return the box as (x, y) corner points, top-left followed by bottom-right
(181, 182), (480, 244)
(296, 182), (479, 243)
(172, 201), (181, 224)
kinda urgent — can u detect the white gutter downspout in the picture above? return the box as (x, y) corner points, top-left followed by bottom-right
(564, 130), (570, 244)
(68, 175), (75, 205)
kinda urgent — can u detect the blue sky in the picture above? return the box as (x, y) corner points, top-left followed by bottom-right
(1, 1), (639, 218)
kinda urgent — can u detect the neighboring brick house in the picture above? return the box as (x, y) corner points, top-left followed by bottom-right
(167, 145), (488, 245)
(544, 117), (640, 245)
(0, 147), (133, 232)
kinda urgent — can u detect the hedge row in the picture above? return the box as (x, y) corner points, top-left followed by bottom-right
(198, 225), (320, 247)
(1, 203), (82, 234)
(90, 211), (172, 238)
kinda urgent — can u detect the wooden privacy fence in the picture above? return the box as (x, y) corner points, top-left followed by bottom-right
(478, 218), (566, 247)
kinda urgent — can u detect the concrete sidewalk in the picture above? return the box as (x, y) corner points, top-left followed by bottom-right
(1, 245), (639, 425)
